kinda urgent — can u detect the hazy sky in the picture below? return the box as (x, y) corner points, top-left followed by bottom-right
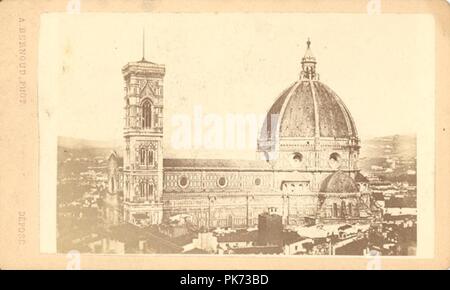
(39, 13), (434, 157)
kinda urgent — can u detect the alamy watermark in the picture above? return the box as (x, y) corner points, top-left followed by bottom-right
(367, 0), (381, 15)
(169, 105), (278, 153)
(66, 250), (81, 270)
(366, 250), (382, 270)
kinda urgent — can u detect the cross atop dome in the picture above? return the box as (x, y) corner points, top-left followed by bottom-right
(300, 38), (319, 80)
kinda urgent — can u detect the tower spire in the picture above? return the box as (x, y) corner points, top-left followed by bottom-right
(142, 28), (146, 61)
(300, 38), (318, 80)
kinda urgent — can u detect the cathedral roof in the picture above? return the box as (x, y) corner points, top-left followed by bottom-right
(108, 150), (123, 166)
(259, 40), (357, 142)
(320, 171), (359, 193)
(107, 155), (273, 170)
(163, 158), (272, 170)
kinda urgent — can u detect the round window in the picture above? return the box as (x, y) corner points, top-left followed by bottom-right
(218, 177), (227, 187)
(329, 152), (341, 161)
(179, 176), (189, 188)
(292, 152), (303, 163)
(254, 178), (262, 186)
(328, 152), (342, 169)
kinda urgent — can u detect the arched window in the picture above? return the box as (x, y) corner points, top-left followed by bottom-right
(110, 177), (115, 192)
(139, 182), (153, 200)
(147, 150), (154, 165)
(330, 152), (341, 161)
(292, 152), (303, 163)
(142, 100), (152, 129)
(140, 148), (146, 165)
(329, 152), (342, 169)
(179, 176), (188, 188)
(139, 181), (153, 200)
(139, 183), (145, 198)
(147, 184), (153, 200)
(125, 99), (130, 127)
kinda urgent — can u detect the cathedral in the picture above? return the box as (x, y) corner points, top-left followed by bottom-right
(103, 40), (372, 229)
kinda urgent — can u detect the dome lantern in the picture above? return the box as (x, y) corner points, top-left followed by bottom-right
(300, 38), (319, 80)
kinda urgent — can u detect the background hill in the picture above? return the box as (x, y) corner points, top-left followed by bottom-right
(360, 134), (416, 159)
(359, 134), (416, 184)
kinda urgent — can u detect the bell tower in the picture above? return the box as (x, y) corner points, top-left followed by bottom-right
(121, 51), (165, 226)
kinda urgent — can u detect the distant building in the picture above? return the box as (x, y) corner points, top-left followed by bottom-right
(257, 208), (283, 246)
(217, 230), (258, 251)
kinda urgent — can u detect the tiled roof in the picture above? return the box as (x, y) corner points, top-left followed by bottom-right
(163, 158), (272, 170)
(260, 80), (358, 141)
(108, 155), (273, 170)
(320, 171), (359, 193)
(282, 231), (308, 245)
(217, 230), (258, 243)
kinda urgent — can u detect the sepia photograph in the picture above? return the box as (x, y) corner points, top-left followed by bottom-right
(36, 13), (436, 257)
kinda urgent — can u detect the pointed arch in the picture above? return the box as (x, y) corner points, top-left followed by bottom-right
(147, 183), (154, 200)
(139, 147), (146, 165)
(141, 99), (152, 129)
(137, 180), (154, 201)
(147, 149), (154, 165)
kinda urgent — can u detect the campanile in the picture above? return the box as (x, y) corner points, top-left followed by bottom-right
(121, 55), (165, 226)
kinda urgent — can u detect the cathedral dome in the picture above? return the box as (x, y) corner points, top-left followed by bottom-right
(320, 171), (359, 193)
(259, 40), (357, 142)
